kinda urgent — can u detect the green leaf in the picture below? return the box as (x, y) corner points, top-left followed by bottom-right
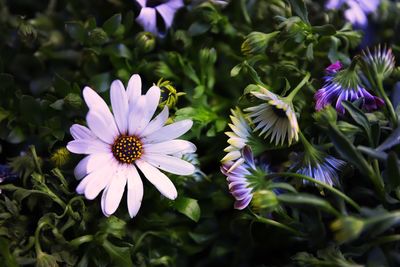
(102, 240), (133, 267)
(0, 237), (18, 267)
(105, 44), (132, 59)
(89, 72), (111, 93)
(312, 25), (336, 36)
(288, 0), (310, 24)
(277, 193), (339, 215)
(386, 152), (400, 190)
(327, 124), (374, 178)
(103, 14), (122, 35)
(65, 22), (86, 42)
(377, 126), (400, 151)
(174, 197), (201, 222)
(342, 101), (372, 142)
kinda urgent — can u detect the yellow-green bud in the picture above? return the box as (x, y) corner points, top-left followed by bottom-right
(18, 21), (37, 44)
(157, 79), (185, 109)
(51, 148), (70, 167)
(251, 190), (279, 212)
(87, 28), (109, 45)
(36, 252), (59, 267)
(241, 31), (279, 56)
(134, 32), (156, 53)
(313, 105), (337, 129)
(330, 216), (365, 244)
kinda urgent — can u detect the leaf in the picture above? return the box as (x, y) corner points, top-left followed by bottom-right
(65, 22), (86, 42)
(376, 126), (400, 151)
(386, 152), (400, 190)
(89, 72), (111, 93)
(312, 25), (336, 36)
(342, 101), (372, 142)
(105, 44), (132, 59)
(327, 124), (374, 178)
(188, 22), (211, 36)
(288, 0), (310, 24)
(102, 14), (121, 35)
(102, 240), (133, 267)
(277, 193), (338, 215)
(174, 197), (201, 222)
(0, 237), (18, 267)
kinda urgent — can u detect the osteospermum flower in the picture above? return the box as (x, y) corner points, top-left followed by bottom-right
(245, 88), (299, 146)
(362, 45), (395, 79)
(221, 108), (251, 171)
(135, 0), (184, 37)
(295, 155), (345, 186)
(67, 74), (196, 218)
(315, 61), (384, 114)
(326, 0), (380, 26)
(221, 147), (261, 210)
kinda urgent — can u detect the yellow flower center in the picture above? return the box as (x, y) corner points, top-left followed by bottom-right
(112, 136), (143, 164)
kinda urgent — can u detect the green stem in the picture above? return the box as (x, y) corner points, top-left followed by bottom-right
(269, 172), (361, 211)
(285, 72), (311, 102)
(251, 212), (304, 236)
(29, 146), (42, 175)
(377, 75), (398, 128)
(69, 235), (94, 248)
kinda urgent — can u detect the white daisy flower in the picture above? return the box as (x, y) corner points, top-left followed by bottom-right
(221, 108), (251, 171)
(67, 74), (196, 218)
(244, 88), (299, 146)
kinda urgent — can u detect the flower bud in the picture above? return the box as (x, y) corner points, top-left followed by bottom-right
(134, 32), (156, 53)
(362, 44), (395, 79)
(18, 21), (37, 44)
(330, 216), (365, 244)
(251, 190), (279, 211)
(313, 105), (337, 129)
(51, 148), (70, 167)
(36, 252), (59, 267)
(87, 28), (109, 45)
(241, 31), (279, 56)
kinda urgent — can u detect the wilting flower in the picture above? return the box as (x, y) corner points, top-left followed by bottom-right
(245, 88), (299, 146)
(135, 0), (184, 37)
(362, 45), (395, 79)
(67, 74), (196, 218)
(326, 0), (380, 26)
(221, 147), (261, 210)
(292, 152), (345, 186)
(221, 108), (251, 171)
(315, 61), (384, 114)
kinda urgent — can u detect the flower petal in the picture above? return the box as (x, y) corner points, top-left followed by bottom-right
(74, 153), (114, 180)
(143, 119), (193, 144)
(127, 165), (144, 218)
(104, 167), (127, 215)
(67, 139), (110, 154)
(136, 85), (161, 135)
(136, 159), (177, 200)
(142, 154), (195, 175)
(141, 106), (169, 137)
(83, 87), (110, 114)
(128, 96), (146, 135)
(110, 79), (129, 134)
(86, 111), (119, 144)
(70, 124), (95, 140)
(136, 7), (157, 35)
(126, 74), (142, 105)
(84, 164), (115, 200)
(143, 140), (196, 155)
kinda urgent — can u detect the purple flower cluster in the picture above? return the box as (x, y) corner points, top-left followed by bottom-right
(326, 0), (380, 26)
(315, 61), (384, 114)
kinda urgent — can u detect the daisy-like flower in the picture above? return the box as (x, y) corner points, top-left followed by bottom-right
(315, 61), (384, 114)
(135, 0), (184, 37)
(326, 0), (380, 26)
(221, 108), (251, 171)
(362, 45), (396, 79)
(67, 74), (196, 218)
(245, 87), (299, 146)
(221, 147), (259, 210)
(294, 155), (345, 186)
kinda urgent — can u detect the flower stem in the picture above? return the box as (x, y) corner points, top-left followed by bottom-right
(251, 211), (304, 236)
(269, 172), (361, 211)
(285, 72), (311, 102)
(377, 75), (398, 128)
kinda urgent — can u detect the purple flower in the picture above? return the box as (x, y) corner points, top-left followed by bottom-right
(315, 61), (384, 114)
(135, 0), (184, 37)
(326, 0), (380, 26)
(293, 155), (345, 186)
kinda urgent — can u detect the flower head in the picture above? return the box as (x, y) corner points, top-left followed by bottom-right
(221, 108), (251, 171)
(135, 0), (184, 37)
(362, 44), (395, 79)
(67, 74), (196, 218)
(326, 0), (380, 27)
(292, 151), (345, 186)
(315, 61), (384, 114)
(245, 88), (299, 146)
(221, 147), (268, 210)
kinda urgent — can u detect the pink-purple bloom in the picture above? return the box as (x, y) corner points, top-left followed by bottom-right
(315, 61), (384, 114)
(326, 0), (380, 26)
(135, 0), (184, 37)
